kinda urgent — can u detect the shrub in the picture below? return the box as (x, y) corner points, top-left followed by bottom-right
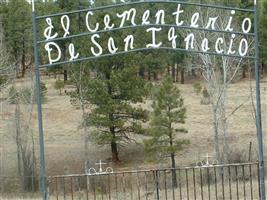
(200, 87), (210, 105)
(193, 82), (202, 95)
(54, 79), (65, 95)
(8, 82), (47, 104)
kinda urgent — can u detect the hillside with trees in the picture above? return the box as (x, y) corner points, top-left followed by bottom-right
(0, 0), (266, 198)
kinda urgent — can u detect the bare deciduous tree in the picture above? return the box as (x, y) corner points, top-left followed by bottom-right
(183, 6), (254, 163)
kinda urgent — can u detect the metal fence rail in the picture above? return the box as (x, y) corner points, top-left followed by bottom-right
(47, 162), (260, 200)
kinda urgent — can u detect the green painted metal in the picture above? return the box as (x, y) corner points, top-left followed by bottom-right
(37, 23), (255, 45)
(32, 7), (48, 200)
(253, 1), (265, 200)
(35, 0), (254, 20)
(39, 47), (256, 69)
(31, 1), (265, 200)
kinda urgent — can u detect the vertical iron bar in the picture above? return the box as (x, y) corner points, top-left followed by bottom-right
(214, 167), (218, 200)
(164, 170), (168, 200)
(31, 6), (47, 200)
(235, 166), (239, 200)
(242, 165), (246, 200)
(101, 176), (104, 200)
(144, 172), (148, 200)
(179, 169), (182, 200)
(63, 178), (66, 200)
(228, 166), (232, 200)
(86, 176), (89, 200)
(200, 168), (203, 200)
(130, 174), (133, 200)
(154, 171), (160, 200)
(55, 178), (58, 200)
(115, 174), (118, 200)
(250, 164), (254, 200)
(258, 163), (261, 199)
(137, 172), (141, 200)
(221, 167), (225, 200)
(207, 167), (210, 200)
(71, 177), (73, 200)
(108, 174), (111, 200)
(254, 1), (266, 199)
(186, 169), (189, 200)
(123, 173), (126, 200)
(193, 168), (196, 200)
(93, 176), (96, 200)
(172, 169), (176, 200)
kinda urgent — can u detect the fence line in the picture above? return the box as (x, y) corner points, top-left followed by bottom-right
(47, 162), (260, 200)
(0, 162), (260, 199)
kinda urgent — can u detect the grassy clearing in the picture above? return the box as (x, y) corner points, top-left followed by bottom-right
(0, 76), (266, 197)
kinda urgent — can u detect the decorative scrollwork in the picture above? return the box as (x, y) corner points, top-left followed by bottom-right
(86, 160), (114, 175)
(195, 154), (219, 168)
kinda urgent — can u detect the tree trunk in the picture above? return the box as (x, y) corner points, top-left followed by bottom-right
(212, 104), (221, 163)
(139, 67), (145, 78)
(153, 71), (158, 81)
(242, 66), (246, 79)
(169, 129), (177, 188)
(176, 65), (179, 82)
(148, 69), (151, 81)
(261, 62), (265, 77)
(172, 66), (176, 82)
(191, 69), (197, 77)
(111, 140), (119, 162)
(170, 152), (177, 188)
(63, 70), (68, 82)
(181, 68), (185, 84)
(21, 48), (26, 78)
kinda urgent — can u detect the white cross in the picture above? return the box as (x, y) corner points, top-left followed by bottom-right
(95, 160), (107, 173)
(203, 153), (213, 166)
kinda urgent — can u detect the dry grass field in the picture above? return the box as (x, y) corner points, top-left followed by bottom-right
(0, 75), (266, 198)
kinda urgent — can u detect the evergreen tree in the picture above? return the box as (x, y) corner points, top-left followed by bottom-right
(259, 0), (267, 75)
(2, 0), (32, 78)
(144, 77), (189, 187)
(85, 66), (148, 162)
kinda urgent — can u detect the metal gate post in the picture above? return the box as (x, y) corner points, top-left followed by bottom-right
(254, 0), (266, 200)
(31, 1), (48, 200)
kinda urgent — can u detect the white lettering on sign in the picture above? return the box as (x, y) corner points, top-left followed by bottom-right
(168, 27), (177, 48)
(61, 15), (70, 38)
(242, 18), (252, 33)
(239, 38), (248, 56)
(91, 34), (103, 56)
(225, 10), (235, 31)
(108, 37), (118, 54)
(86, 11), (99, 32)
(190, 12), (200, 28)
(124, 35), (134, 51)
(215, 37), (224, 54)
(104, 14), (115, 30)
(117, 8), (137, 27)
(146, 27), (162, 48)
(201, 38), (210, 52)
(184, 33), (195, 50)
(155, 10), (165, 25)
(45, 42), (61, 64)
(69, 43), (79, 61)
(142, 10), (150, 25)
(42, 4), (253, 65)
(172, 4), (184, 26)
(44, 18), (58, 40)
(205, 17), (218, 30)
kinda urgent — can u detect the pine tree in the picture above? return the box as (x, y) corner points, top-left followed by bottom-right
(2, 0), (32, 78)
(85, 66), (148, 162)
(144, 77), (189, 187)
(259, 0), (267, 75)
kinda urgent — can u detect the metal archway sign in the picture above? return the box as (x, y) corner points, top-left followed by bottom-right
(31, 0), (265, 199)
